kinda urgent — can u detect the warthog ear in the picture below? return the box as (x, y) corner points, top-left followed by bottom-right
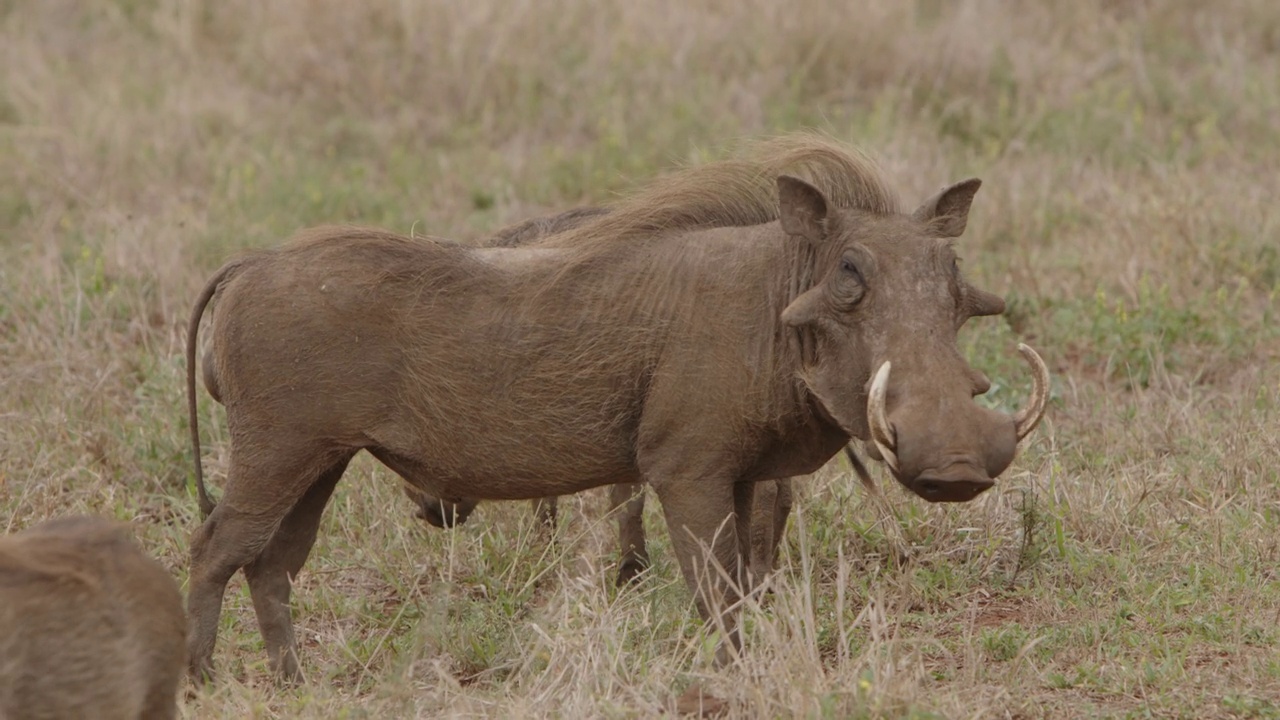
(912, 178), (982, 237)
(778, 175), (829, 243)
(966, 286), (1006, 317)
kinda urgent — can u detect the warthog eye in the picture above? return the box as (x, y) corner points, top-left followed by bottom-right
(840, 257), (862, 280)
(835, 255), (866, 307)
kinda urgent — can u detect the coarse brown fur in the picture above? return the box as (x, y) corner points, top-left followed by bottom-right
(403, 204), (799, 585)
(525, 134), (900, 256)
(0, 515), (186, 720)
(397, 205), (621, 534)
(486, 205), (613, 248)
(184, 133), (1043, 681)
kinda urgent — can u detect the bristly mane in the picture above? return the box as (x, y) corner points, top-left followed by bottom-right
(529, 133), (902, 254)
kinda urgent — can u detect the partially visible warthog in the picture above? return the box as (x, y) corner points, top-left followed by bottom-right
(397, 206), (616, 532)
(407, 475), (793, 585)
(0, 515), (186, 720)
(185, 134), (1048, 681)
(403, 205), (796, 585)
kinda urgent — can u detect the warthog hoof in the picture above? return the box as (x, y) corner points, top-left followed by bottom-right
(615, 557), (649, 586)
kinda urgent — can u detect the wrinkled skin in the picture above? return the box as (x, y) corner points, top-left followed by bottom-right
(0, 516), (186, 720)
(185, 141), (1047, 681)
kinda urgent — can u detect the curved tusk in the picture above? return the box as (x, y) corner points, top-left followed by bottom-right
(1013, 343), (1050, 441)
(867, 361), (900, 474)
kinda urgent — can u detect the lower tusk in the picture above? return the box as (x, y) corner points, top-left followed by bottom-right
(867, 361), (900, 474)
(1013, 343), (1050, 441)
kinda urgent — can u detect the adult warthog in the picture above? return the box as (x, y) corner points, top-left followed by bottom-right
(0, 515), (186, 720)
(185, 134), (1048, 682)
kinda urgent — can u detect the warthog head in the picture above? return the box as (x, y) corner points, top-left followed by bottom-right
(403, 485), (477, 528)
(778, 175), (1047, 502)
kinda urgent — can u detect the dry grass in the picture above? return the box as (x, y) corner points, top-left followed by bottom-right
(3, 0), (1280, 717)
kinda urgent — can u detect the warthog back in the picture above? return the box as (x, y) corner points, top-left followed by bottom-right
(0, 515), (186, 720)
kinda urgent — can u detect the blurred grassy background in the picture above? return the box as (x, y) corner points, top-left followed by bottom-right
(2, 1), (1278, 717)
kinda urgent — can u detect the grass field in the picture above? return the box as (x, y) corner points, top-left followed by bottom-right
(3, 1), (1279, 717)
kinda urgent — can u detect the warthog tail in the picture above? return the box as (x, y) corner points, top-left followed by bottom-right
(186, 259), (245, 519)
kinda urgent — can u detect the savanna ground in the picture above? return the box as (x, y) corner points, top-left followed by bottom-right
(2, 1), (1279, 717)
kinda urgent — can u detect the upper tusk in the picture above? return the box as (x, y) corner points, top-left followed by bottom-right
(867, 361), (900, 474)
(1013, 343), (1050, 441)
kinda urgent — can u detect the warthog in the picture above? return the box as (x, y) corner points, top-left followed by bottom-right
(403, 205), (797, 585)
(407, 469), (794, 586)
(0, 515), (186, 720)
(397, 206), (632, 535)
(185, 134), (1048, 681)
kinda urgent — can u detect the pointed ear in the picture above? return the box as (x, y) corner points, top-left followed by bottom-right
(965, 286), (1005, 317)
(911, 178), (982, 237)
(777, 175), (830, 243)
(781, 286), (824, 327)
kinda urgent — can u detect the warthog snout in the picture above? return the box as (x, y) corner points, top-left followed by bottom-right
(404, 486), (477, 528)
(418, 499), (474, 528)
(867, 343), (1048, 503)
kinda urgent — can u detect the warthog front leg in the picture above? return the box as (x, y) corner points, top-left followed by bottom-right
(747, 478), (793, 583)
(611, 482), (649, 585)
(648, 474), (746, 665)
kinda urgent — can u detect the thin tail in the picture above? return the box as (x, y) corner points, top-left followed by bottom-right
(186, 259), (244, 519)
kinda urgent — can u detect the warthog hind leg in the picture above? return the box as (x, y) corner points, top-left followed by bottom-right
(187, 444), (345, 684)
(243, 453), (353, 683)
